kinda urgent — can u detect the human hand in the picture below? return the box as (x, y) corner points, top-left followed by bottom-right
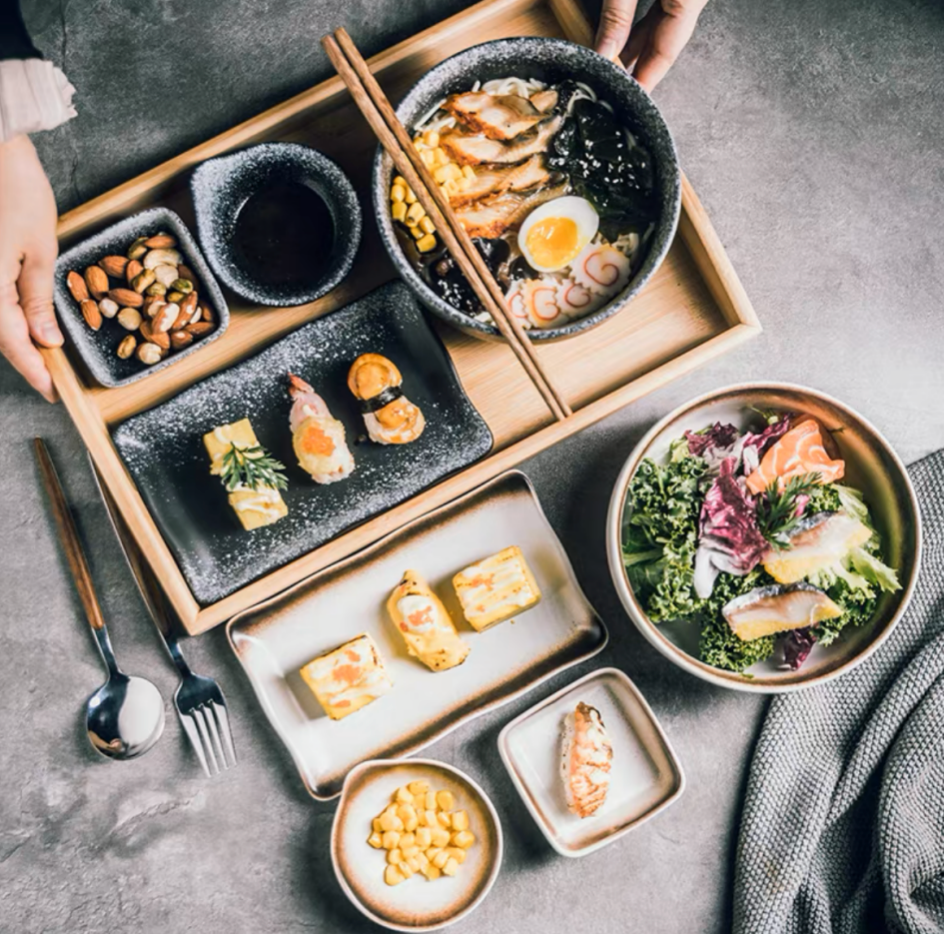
(0, 134), (62, 401)
(595, 0), (708, 93)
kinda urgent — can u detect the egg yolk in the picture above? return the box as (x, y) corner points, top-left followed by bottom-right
(525, 216), (581, 269)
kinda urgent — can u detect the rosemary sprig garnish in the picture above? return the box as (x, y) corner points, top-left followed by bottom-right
(756, 472), (823, 548)
(220, 443), (288, 492)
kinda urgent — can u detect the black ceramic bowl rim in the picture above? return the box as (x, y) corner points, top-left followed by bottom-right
(371, 37), (682, 342)
(191, 142), (362, 307)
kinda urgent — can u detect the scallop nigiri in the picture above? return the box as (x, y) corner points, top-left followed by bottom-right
(347, 353), (425, 445)
(561, 702), (613, 819)
(288, 373), (355, 484)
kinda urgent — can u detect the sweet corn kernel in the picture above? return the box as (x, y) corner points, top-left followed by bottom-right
(405, 187), (417, 204)
(416, 233), (437, 253)
(372, 817), (383, 833)
(411, 225), (426, 240)
(379, 813), (398, 832)
(415, 828), (432, 849)
(442, 179), (458, 196)
(433, 165), (450, 185)
(425, 846), (442, 862)
(432, 850), (449, 869)
(406, 202), (426, 224)
(415, 852), (429, 870)
(424, 808), (437, 826)
(385, 865), (405, 886)
(457, 176), (472, 191)
(402, 846), (420, 860)
(419, 216), (435, 235)
(436, 791), (455, 811)
(433, 146), (447, 165)
(416, 810), (427, 827)
(406, 215), (419, 229)
(446, 163), (463, 182)
(430, 828), (450, 848)
(392, 201), (407, 223)
(462, 165), (476, 180)
(395, 786), (413, 804)
(408, 780), (429, 795)
(381, 830), (400, 850)
(452, 831), (475, 849)
(445, 847), (467, 865)
(390, 185), (407, 203)
(422, 864), (442, 881)
(393, 175), (407, 187)
(451, 810), (469, 832)
(399, 832), (415, 850)
(387, 848), (402, 865)
(406, 856), (421, 873)
(420, 149), (435, 167)
(397, 861), (415, 879)
(368, 832), (383, 849)
(442, 857), (459, 877)
(436, 812), (451, 829)
(424, 130), (440, 148)
(425, 793), (437, 811)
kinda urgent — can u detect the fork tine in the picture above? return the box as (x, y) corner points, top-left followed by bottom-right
(202, 703), (229, 771)
(193, 707), (220, 775)
(211, 702), (237, 766)
(179, 712), (212, 777)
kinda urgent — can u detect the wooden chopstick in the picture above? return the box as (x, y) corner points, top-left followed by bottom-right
(322, 30), (572, 421)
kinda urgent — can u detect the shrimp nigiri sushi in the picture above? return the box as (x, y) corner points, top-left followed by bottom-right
(347, 353), (425, 445)
(561, 702), (613, 819)
(288, 373), (355, 484)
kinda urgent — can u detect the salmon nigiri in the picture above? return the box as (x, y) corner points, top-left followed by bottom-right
(561, 702), (613, 819)
(746, 417), (844, 495)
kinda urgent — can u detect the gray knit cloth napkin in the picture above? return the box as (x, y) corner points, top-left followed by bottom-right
(734, 450), (944, 934)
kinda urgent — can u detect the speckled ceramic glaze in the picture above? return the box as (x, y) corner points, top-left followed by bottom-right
(372, 37), (681, 342)
(112, 282), (492, 606)
(332, 759), (502, 931)
(606, 384), (922, 693)
(53, 207), (230, 388)
(191, 142), (361, 306)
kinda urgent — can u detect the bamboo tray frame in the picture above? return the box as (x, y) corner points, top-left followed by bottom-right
(45, 0), (760, 636)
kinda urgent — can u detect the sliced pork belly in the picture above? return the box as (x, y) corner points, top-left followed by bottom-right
(440, 116), (563, 166)
(443, 91), (545, 140)
(454, 182), (568, 239)
(448, 155), (552, 207)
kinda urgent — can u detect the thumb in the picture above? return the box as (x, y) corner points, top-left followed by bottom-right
(595, 0), (639, 62)
(17, 248), (62, 348)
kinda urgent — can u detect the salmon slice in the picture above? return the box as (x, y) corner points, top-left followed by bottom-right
(447, 155), (551, 208)
(745, 418), (845, 495)
(440, 116), (563, 166)
(454, 182), (568, 239)
(444, 91), (545, 140)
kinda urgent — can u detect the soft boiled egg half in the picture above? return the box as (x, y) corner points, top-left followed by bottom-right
(517, 196), (599, 273)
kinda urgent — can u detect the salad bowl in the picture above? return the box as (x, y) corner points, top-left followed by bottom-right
(605, 383), (921, 692)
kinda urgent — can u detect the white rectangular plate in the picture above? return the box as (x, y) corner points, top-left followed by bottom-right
(227, 470), (607, 799)
(498, 667), (684, 856)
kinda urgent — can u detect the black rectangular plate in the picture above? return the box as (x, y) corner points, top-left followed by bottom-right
(112, 282), (493, 604)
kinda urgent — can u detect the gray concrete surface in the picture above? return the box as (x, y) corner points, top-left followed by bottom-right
(2, 0), (943, 931)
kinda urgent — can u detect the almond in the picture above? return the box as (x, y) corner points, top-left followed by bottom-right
(177, 264), (198, 287)
(140, 320), (171, 349)
(144, 234), (177, 249)
(200, 302), (215, 325)
(99, 255), (129, 278)
(84, 266), (109, 300)
(185, 321), (213, 337)
(175, 293), (198, 329)
(116, 335), (137, 359)
(143, 296), (165, 318)
(67, 271), (89, 303)
(81, 299), (102, 330)
(170, 329), (194, 350)
(126, 259), (144, 285)
(137, 342), (164, 365)
(153, 303), (179, 333)
(108, 288), (143, 308)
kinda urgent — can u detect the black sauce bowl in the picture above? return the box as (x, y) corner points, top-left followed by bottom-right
(191, 142), (362, 307)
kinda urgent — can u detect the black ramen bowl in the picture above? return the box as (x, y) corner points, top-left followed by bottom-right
(191, 142), (362, 307)
(372, 37), (682, 342)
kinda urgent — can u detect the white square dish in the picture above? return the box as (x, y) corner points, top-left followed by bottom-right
(227, 470), (607, 799)
(498, 667), (684, 856)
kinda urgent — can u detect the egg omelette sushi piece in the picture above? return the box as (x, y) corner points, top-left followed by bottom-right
(561, 702), (613, 819)
(452, 545), (541, 631)
(299, 633), (393, 721)
(288, 373), (355, 484)
(347, 353), (426, 445)
(386, 570), (470, 672)
(203, 418), (288, 531)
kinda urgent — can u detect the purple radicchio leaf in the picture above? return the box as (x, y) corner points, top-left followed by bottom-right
(684, 422), (740, 458)
(692, 458), (770, 598)
(740, 415), (792, 477)
(781, 628), (817, 670)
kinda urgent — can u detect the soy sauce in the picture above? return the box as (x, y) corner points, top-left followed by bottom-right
(232, 181), (335, 289)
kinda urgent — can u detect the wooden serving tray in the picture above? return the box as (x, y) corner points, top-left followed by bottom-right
(45, 0), (760, 636)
